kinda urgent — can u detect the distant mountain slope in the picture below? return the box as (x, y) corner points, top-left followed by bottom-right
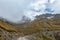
(15, 14), (60, 35)
(0, 14), (60, 40)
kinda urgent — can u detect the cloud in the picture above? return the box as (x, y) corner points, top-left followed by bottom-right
(0, 0), (34, 22)
(53, 0), (60, 14)
(24, 0), (47, 20)
(0, 0), (60, 23)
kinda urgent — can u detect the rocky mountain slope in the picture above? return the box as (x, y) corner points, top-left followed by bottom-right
(0, 14), (60, 40)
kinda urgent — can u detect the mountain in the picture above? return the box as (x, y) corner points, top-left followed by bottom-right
(0, 14), (60, 40)
(14, 14), (60, 40)
(35, 14), (55, 18)
(15, 14), (60, 33)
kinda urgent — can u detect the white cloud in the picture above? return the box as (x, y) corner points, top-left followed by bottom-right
(50, 0), (55, 3)
(53, 0), (60, 14)
(0, 0), (34, 23)
(24, 0), (46, 20)
(0, 0), (60, 23)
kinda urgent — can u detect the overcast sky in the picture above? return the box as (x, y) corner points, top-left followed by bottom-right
(0, 0), (60, 23)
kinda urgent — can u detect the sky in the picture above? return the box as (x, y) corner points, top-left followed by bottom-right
(0, 0), (60, 23)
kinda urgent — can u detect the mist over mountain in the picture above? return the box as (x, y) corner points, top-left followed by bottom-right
(0, 0), (60, 23)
